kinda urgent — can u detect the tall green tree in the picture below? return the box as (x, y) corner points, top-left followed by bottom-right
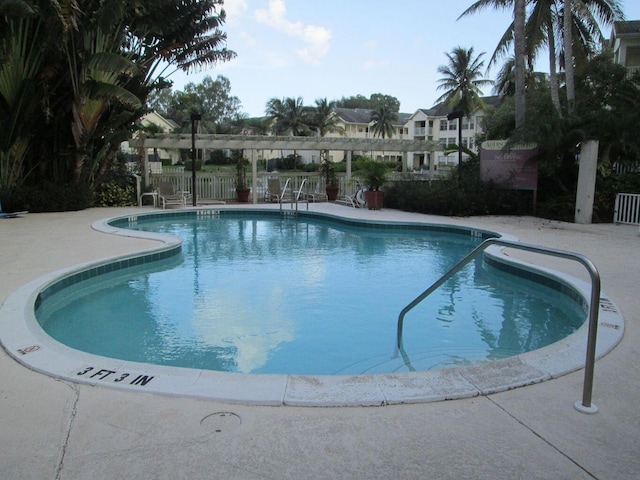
(265, 96), (310, 136)
(151, 75), (242, 133)
(311, 98), (344, 136)
(460, 0), (624, 120)
(336, 93), (400, 112)
(514, 0), (527, 126)
(0, 0), (235, 195)
(370, 104), (397, 139)
(435, 46), (492, 117)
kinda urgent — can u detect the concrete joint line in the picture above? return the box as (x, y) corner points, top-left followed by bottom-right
(54, 382), (80, 480)
(486, 396), (598, 480)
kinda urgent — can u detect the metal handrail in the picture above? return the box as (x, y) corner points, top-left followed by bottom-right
(396, 238), (602, 414)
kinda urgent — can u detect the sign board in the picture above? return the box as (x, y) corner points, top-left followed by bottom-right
(480, 140), (538, 190)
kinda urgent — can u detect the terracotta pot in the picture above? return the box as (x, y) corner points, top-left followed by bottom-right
(365, 190), (385, 210)
(326, 185), (339, 201)
(236, 187), (250, 203)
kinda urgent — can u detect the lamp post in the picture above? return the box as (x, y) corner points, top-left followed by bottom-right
(190, 113), (201, 206)
(447, 110), (464, 182)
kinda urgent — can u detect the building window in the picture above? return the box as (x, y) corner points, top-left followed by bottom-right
(439, 120), (448, 131)
(626, 46), (640, 67)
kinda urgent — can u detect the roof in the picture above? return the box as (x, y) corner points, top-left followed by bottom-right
(612, 20), (640, 37)
(333, 107), (412, 126)
(429, 95), (503, 117)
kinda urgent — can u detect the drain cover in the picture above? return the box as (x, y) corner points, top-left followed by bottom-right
(200, 412), (241, 433)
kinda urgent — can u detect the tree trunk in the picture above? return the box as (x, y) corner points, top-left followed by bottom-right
(547, 20), (562, 115)
(564, 0), (575, 113)
(514, 0), (527, 128)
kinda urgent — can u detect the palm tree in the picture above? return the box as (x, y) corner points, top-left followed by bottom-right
(370, 104), (397, 139)
(435, 46), (493, 117)
(312, 98), (344, 171)
(459, 0), (624, 120)
(265, 96), (310, 136)
(563, 0), (575, 113)
(265, 96), (310, 170)
(312, 98), (344, 137)
(369, 104), (398, 164)
(514, 0), (527, 127)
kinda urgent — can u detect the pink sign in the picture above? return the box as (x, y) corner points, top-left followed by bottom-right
(480, 140), (538, 190)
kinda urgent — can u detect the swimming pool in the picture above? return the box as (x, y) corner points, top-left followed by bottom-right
(36, 210), (586, 374)
(0, 207), (624, 406)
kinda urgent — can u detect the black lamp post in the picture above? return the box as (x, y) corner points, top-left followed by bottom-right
(190, 113), (201, 206)
(447, 110), (464, 182)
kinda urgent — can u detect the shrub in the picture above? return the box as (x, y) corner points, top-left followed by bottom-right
(94, 181), (136, 207)
(1, 182), (91, 212)
(385, 160), (534, 217)
(183, 160), (202, 171)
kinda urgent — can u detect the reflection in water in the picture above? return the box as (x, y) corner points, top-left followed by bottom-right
(37, 214), (586, 375)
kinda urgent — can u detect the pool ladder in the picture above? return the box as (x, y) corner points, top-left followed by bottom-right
(279, 178), (310, 216)
(396, 238), (602, 414)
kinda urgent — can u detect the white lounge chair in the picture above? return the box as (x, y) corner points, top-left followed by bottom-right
(265, 178), (292, 203)
(336, 188), (366, 208)
(157, 182), (189, 209)
(300, 181), (328, 202)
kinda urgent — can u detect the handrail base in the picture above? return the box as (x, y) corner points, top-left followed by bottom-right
(574, 401), (599, 414)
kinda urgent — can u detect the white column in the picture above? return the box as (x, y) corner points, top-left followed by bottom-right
(251, 149), (258, 204)
(574, 140), (599, 224)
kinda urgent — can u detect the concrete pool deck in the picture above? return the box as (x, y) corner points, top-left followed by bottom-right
(0, 204), (638, 479)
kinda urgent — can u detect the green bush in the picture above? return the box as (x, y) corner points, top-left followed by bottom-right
(184, 160), (202, 171)
(94, 181), (136, 207)
(385, 161), (534, 217)
(1, 182), (91, 212)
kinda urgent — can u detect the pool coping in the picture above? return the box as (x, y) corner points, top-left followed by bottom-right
(0, 207), (625, 407)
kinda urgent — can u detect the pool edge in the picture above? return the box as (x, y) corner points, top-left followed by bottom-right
(0, 206), (625, 407)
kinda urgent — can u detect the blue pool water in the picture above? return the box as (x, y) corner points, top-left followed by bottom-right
(36, 212), (586, 375)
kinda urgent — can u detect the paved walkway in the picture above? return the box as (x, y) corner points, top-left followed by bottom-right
(0, 205), (638, 479)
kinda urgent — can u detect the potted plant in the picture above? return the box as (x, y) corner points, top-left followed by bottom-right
(233, 150), (250, 202)
(320, 160), (339, 200)
(355, 159), (391, 210)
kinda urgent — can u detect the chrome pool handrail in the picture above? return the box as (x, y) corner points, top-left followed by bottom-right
(396, 238), (602, 414)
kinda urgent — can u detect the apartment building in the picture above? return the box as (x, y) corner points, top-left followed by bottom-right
(611, 20), (640, 77)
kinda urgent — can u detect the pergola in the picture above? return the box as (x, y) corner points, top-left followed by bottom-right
(132, 134), (443, 203)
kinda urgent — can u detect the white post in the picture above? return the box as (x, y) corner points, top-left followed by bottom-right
(251, 149), (258, 204)
(575, 140), (599, 224)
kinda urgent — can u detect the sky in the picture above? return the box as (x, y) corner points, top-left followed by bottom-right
(168, 0), (640, 118)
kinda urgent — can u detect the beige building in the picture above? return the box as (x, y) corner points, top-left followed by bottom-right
(611, 20), (640, 77)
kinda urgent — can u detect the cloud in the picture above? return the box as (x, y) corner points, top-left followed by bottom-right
(222, 0), (248, 19)
(362, 59), (390, 70)
(254, 0), (331, 65)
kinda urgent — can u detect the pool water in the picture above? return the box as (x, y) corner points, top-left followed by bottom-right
(36, 213), (586, 375)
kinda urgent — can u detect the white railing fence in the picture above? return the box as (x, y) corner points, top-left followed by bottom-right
(613, 193), (640, 225)
(150, 171), (339, 201)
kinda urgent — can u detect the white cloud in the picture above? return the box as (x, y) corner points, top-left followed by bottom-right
(254, 0), (331, 65)
(362, 59), (390, 70)
(222, 0), (248, 19)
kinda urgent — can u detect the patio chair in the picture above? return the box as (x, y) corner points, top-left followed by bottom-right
(300, 181), (328, 203)
(157, 182), (189, 209)
(265, 178), (292, 203)
(335, 188), (366, 208)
